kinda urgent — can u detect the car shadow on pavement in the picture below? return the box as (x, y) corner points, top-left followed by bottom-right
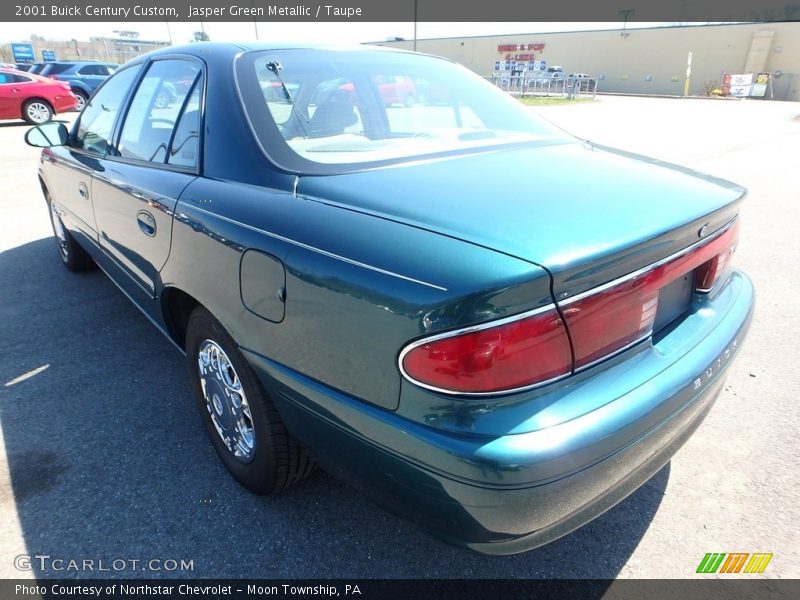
(0, 237), (669, 579)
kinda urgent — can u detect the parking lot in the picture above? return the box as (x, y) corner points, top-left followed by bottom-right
(0, 95), (798, 579)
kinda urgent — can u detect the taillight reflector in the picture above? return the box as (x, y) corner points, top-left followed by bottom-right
(563, 220), (740, 369)
(400, 307), (572, 395)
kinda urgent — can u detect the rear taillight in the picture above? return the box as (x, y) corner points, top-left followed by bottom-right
(400, 307), (572, 394)
(563, 220), (739, 369)
(400, 220), (739, 395)
(561, 277), (658, 369)
(695, 241), (737, 292)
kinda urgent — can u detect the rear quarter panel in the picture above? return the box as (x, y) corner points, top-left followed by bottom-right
(163, 178), (555, 410)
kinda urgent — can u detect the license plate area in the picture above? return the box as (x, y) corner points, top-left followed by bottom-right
(653, 271), (695, 335)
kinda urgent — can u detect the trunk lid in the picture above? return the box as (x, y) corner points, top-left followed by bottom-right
(297, 141), (745, 299)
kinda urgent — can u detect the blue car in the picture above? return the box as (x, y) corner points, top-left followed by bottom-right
(24, 43), (753, 554)
(38, 60), (118, 110)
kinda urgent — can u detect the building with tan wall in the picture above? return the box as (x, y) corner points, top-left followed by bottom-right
(375, 23), (800, 101)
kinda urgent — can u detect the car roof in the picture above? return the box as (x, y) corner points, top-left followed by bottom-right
(0, 67), (53, 82)
(1, 66), (34, 74)
(129, 41), (441, 70)
(47, 59), (103, 64)
(139, 41), (420, 60)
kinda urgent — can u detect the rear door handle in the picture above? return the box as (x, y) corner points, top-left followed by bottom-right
(78, 182), (89, 198)
(136, 211), (156, 237)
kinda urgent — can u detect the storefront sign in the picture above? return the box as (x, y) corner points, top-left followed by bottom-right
(497, 43), (546, 61)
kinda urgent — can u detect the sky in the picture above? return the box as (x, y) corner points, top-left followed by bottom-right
(0, 21), (668, 46)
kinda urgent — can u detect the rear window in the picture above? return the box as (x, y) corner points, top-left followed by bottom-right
(77, 64), (108, 76)
(43, 63), (74, 76)
(236, 48), (570, 174)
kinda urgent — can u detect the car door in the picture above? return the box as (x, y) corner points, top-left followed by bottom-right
(76, 64), (108, 94)
(42, 65), (143, 243)
(91, 58), (203, 300)
(0, 72), (18, 118)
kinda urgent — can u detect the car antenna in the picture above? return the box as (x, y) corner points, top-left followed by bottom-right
(266, 60), (310, 138)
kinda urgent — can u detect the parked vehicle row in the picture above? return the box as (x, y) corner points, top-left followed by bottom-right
(24, 42), (752, 554)
(0, 60), (118, 123)
(0, 67), (78, 124)
(36, 61), (118, 110)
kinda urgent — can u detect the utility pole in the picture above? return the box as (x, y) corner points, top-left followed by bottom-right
(413, 0), (418, 51)
(618, 8), (635, 37)
(684, 51), (693, 96)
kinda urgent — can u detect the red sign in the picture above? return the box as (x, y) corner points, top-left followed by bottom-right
(497, 43), (546, 53)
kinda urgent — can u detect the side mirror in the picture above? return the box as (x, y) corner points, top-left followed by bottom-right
(25, 122), (69, 148)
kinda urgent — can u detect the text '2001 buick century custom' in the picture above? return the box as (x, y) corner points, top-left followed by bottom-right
(26, 42), (753, 554)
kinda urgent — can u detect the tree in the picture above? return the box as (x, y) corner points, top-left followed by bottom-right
(191, 31), (210, 43)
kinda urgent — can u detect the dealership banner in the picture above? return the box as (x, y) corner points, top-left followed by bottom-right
(3, 0), (800, 22)
(2, 579), (799, 600)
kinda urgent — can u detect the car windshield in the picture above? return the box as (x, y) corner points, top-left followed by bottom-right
(238, 48), (570, 169)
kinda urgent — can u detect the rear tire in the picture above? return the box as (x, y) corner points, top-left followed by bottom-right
(46, 192), (95, 272)
(186, 306), (315, 494)
(23, 99), (53, 124)
(73, 90), (88, 112)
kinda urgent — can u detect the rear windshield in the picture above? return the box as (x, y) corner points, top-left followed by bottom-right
(236, 48), (570, 173)
(42, 63), (74, 75)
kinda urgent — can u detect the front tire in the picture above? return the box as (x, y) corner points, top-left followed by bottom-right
(23, 99), (53, 124)
(186, 306), (315, 494)
(46, 192), (94, 272)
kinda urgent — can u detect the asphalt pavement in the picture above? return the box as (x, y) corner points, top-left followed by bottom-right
(0, 96), (798, 579)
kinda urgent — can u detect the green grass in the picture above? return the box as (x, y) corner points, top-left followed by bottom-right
(517, 96), (595, 106)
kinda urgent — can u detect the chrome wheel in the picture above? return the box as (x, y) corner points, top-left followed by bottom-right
(26, 102), (51, 124)
(74, 94), (86, 111)
(49, 201), (68, 260)
(197, 339), (256, 463)
(154, 90), (169, 108)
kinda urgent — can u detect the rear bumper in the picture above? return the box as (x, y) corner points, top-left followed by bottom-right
(52, 93), (78, 114)
(244, 270), (754, 554)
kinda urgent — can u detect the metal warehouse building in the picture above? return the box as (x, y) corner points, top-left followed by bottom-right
(376, 23), (800, 101)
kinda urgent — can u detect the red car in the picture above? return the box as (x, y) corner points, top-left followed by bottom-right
(0, 67), (78, 124)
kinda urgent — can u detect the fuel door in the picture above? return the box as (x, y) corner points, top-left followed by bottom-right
(239, 249), (287, 323)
